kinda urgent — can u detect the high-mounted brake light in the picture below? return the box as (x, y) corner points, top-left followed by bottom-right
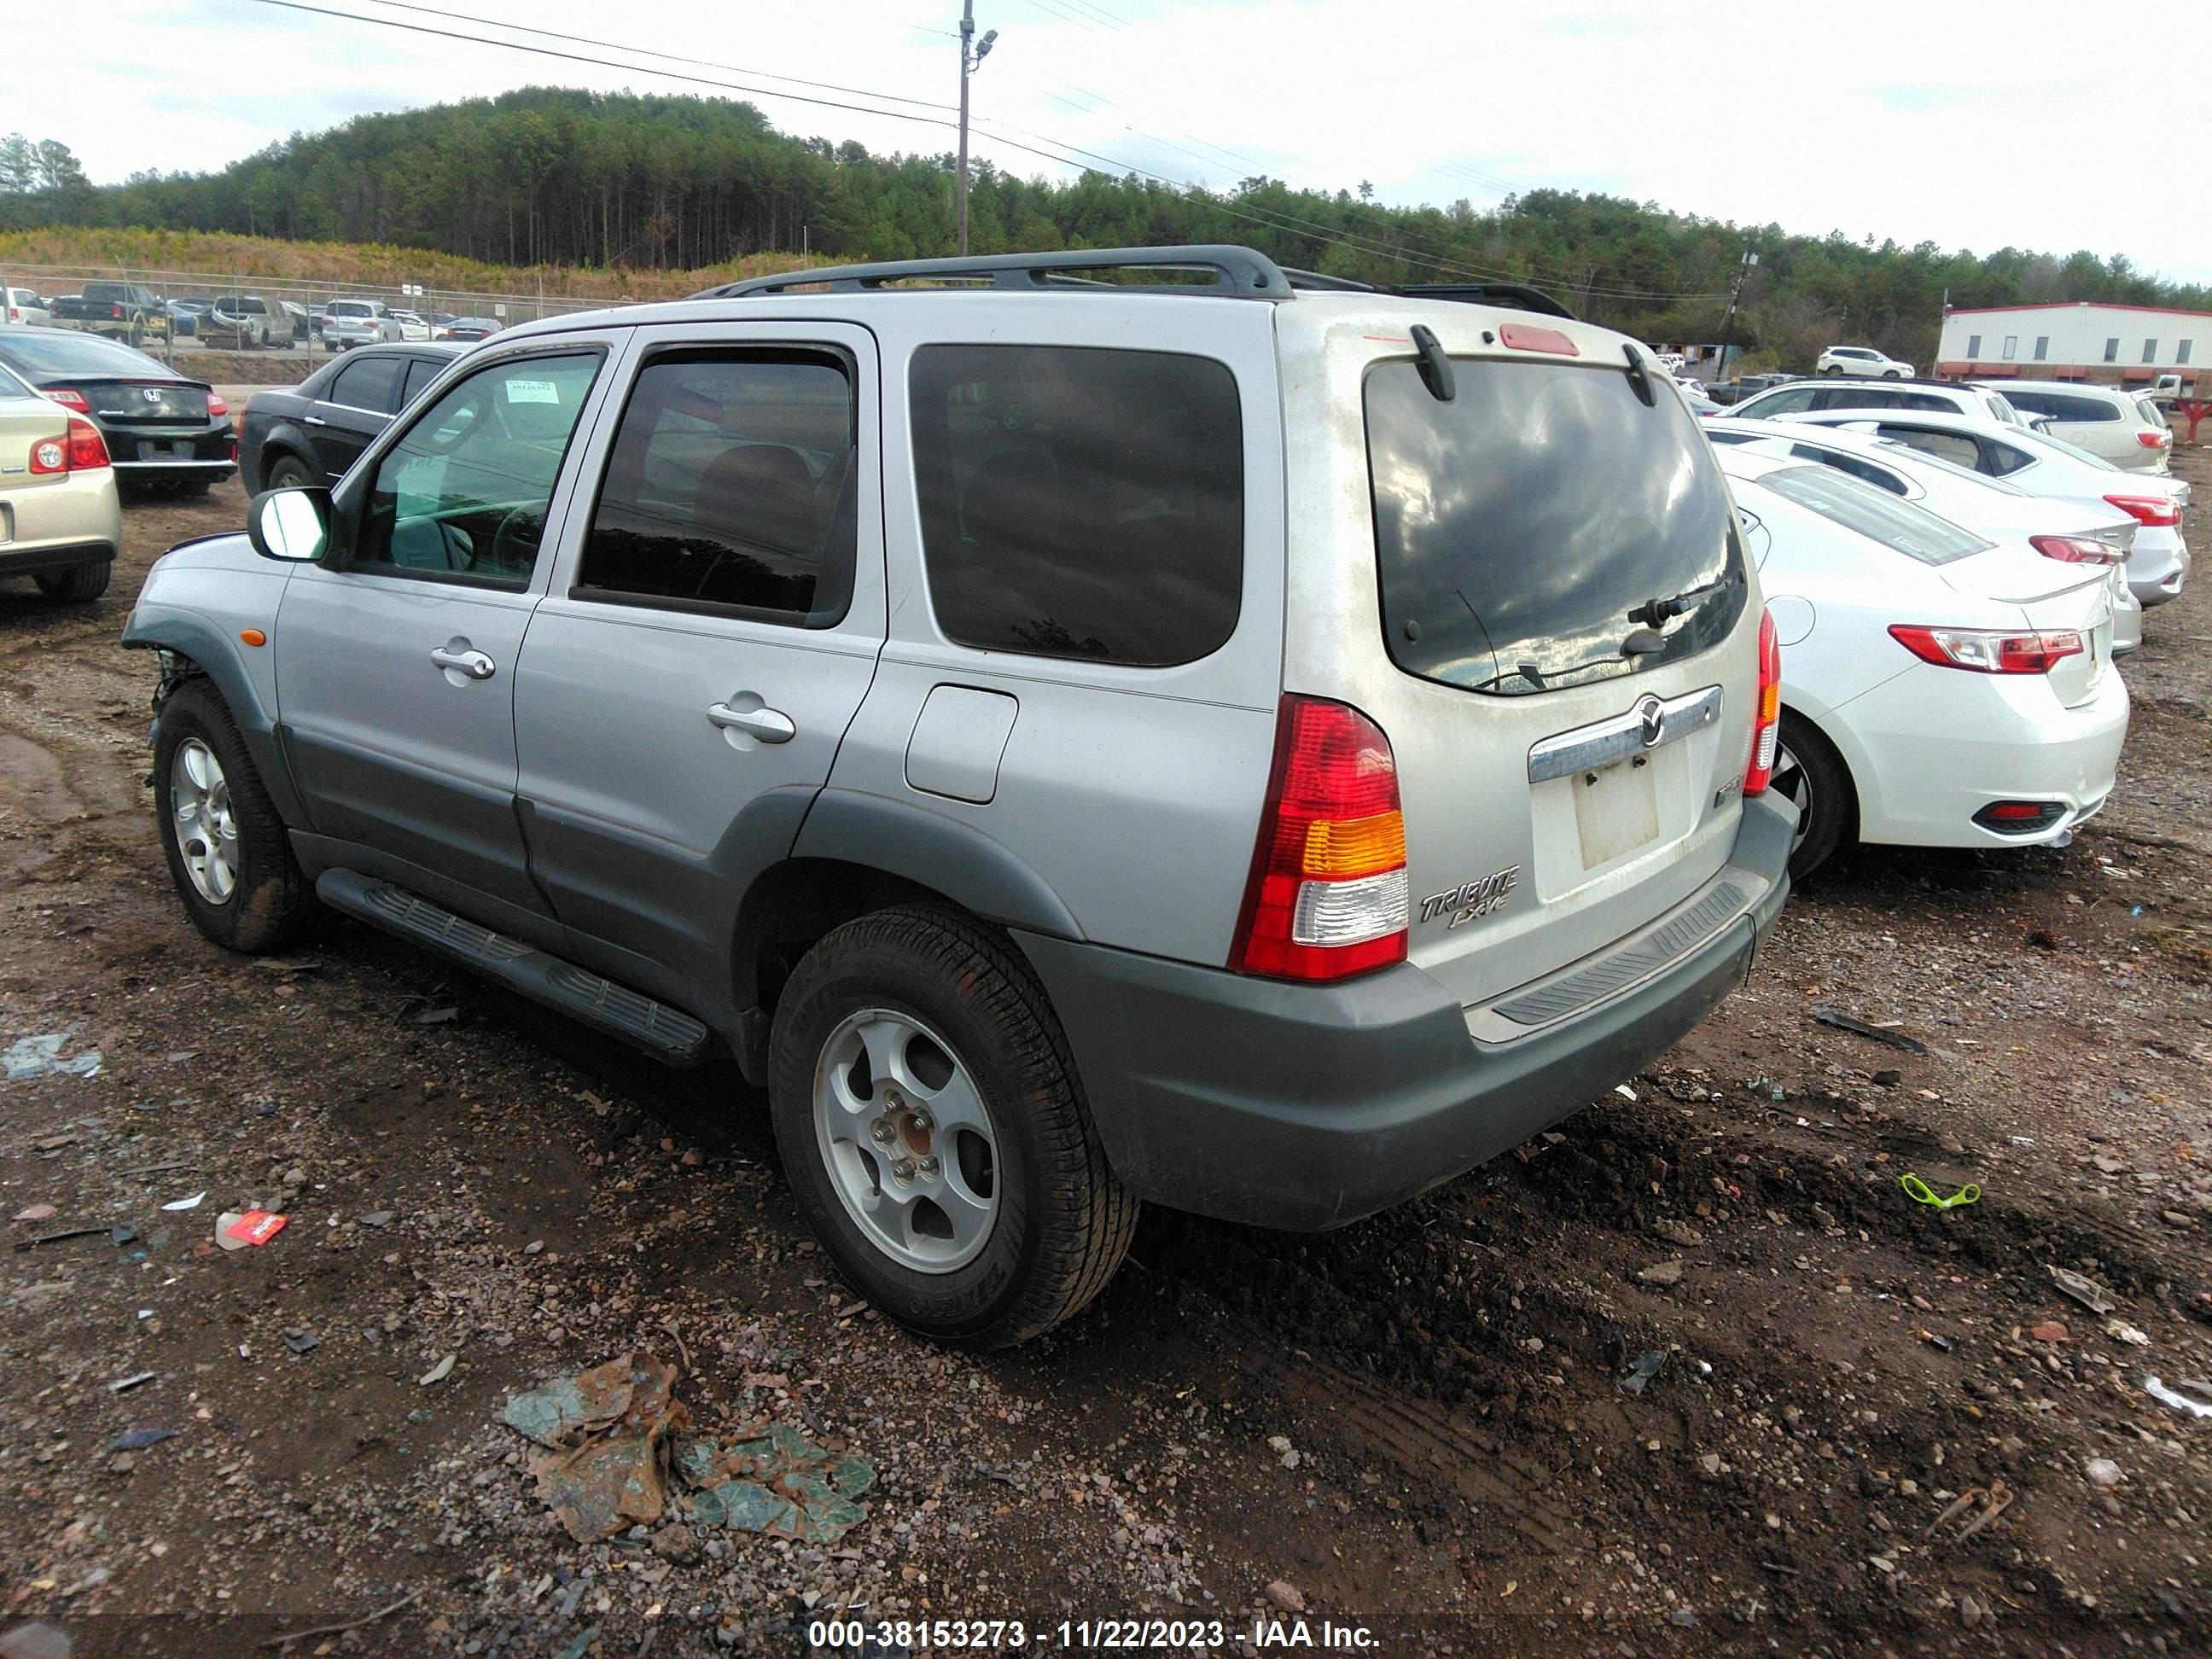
(2029, 534), (2121, 566)
(1231, 696), (1409, 982)
(1889, 624), (2081, 675)
(1743, 607), (1782, 796)
(2104, 493), (2179, 528)
(42, 387), (90, 412)
(1498, 321), (1579, 357)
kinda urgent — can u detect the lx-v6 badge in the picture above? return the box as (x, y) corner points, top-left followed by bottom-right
(1418, 864), (1521, 928)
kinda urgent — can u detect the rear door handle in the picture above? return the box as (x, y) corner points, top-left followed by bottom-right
(707, 702), (795, 743)
(430, 644), (496, 680)
(304, 415), (329, 427)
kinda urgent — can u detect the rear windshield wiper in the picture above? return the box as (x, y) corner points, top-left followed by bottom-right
(1627, 574), (1735, 632)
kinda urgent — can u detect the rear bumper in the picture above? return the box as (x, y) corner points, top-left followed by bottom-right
(0, 539), (115, 579)
(1019, 792), (1794, 1231)
(1, 468), (122, 571)
(2128, 530), (2189, 607)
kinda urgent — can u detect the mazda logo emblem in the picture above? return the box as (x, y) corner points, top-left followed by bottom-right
(1636, 695), (1666, 748)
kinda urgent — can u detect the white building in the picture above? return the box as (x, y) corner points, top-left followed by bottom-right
(1936, 302), (2206, 388)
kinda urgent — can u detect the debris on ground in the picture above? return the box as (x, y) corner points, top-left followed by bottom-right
(3, 1030), (103, 1080)
(1899, 1173), (1978, 1209)
(12, 1225), (113, 1251)
(282, 1329), (321, 1355)
(1264, 1580), (1306, 1613)
(108, 1428), (176, 1451)
(9, 1205), (56, 1223)
(217, 1210), (287, 1249)
(108, 1371), (156, 1393)
(2144, 1377), (2212, 1419)
(1636, 1259), (1685, 1286)
(2084, 1458), (2125, 1489)
(2106, 1320), (2152, 1347)
(1618, 1350), (1668, 1395)
(419, 1353), (457, 1386)
(501, 1352), (876, 1545)
(2046, 1264), (2117, 1314)
(1811, 1006), (1928, 1054)
(160, 1190), (207, 1212)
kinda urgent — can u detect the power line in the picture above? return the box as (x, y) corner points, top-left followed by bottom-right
(236, 0), (1726, 303)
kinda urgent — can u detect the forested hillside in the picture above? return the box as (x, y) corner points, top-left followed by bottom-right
(3, 89), (2203, 367)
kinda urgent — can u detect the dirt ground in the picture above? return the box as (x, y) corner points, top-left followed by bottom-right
(2, 448), (2209, 1659)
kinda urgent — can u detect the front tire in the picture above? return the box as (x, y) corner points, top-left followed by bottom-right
(1773, 709), (1855, 881)
(769, 906), (1135, 1348)
(34, 562), (110, 602)
(154, 678), (311, 952)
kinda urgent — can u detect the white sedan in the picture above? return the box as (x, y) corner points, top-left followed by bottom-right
(1775, 409), (2191, 608)
(1714, 445), (2128, 879)
(1705, 417), (2144, 655)
(387, 310), (433, 342)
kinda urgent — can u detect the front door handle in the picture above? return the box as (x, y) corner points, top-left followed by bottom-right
(430, 643), (496, 681)
(707, 701), (796, 744)
(304, 415), (329, 427)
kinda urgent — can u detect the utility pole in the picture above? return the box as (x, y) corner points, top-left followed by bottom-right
(957, 2), (996, 255)
(1714, 246), (1757, 381)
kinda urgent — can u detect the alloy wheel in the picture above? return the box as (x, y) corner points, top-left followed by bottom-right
(171, 738), (240, 904)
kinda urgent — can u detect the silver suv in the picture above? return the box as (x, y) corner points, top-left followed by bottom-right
(124, 247), (1793, 1346)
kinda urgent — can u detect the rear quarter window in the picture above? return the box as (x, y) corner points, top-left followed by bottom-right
(909, 344), (1243, 667)
(1367, 357), (1744, 696)
(1759, 465), (1990, 565)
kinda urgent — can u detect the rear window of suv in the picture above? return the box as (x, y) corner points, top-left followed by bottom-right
(1366, 358), (1745, 696)
(910, 344), (1243, 667)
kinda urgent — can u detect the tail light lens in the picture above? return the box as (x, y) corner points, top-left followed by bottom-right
(1231, 696), (1409, 982)
(111, 303), (125, 318)
(1743, 607), (1782, 796)
(2029, 534), (2121, 565)
(206, 393), (229, 418)
(42, 387), (90, 413)
(2104, 492), (2180, 527)
(2137, 430), (2170, 448)
(27, 416), (109, 475)
(1889, 624), (2081, 674)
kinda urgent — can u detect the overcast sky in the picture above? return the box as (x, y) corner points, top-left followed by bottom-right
(28, 0), (2212, 288)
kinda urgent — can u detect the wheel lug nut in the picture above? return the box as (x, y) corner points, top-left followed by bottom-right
(870, 1120), (896, 1144)
(890, 1158), (917, 1182)
(917, 1155), (940, 1178)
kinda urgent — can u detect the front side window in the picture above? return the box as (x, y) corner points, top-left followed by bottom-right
(1740, 384), (1817, 418)
(352, 352), (601, 588)
(1759, 465), (1990, 566)
(1813, 387), (1898, 411)
(910, 344), (1243, 667)
(1368, 357), (1743, 696)
(579, 350), (858, 625)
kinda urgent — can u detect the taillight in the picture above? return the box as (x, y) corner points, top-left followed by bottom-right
(2029, 534), (2121, 566)
(206, 393), (229, 418)
(1888, 624), (2081, 674)
(1231, 696), (1409, 982)
(43, 387), (90, 412)
(65, 416), (109, 471)
(28, 435), (67, 474)
(1743, 607), (1782, 796)
(2137, 430), (2169, 448)
(2104, 493), (2180, 528)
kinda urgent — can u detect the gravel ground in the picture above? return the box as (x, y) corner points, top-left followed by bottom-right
(1, 450), (2209, 1659)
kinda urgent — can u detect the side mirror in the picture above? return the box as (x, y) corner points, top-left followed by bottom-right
(247, 486), (331, 563)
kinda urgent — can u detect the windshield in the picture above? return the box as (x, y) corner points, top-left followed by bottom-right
(1757, 464), (1991, 565)
(0, 330), (172, 377)
(1367, 357), (1746, 696)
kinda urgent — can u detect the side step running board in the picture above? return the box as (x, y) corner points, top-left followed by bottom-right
(316, 869), (713, 1068)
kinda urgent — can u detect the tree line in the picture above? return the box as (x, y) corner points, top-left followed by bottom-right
(3, 88), (2204, 370)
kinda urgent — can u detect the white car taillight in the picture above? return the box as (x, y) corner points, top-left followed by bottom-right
(1888, 625), (2082, 675)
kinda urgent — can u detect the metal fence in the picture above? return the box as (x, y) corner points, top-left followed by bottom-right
(0, 260), (621, 358)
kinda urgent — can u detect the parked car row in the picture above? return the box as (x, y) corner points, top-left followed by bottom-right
(0, 327), (235, 503)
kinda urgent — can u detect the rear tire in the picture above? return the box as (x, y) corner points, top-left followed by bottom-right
(769, 906), (1135, 1348)
(153, 678), (311, 953)
(1773, 710), (1855, 881)
(33, 562), (110, 602)
(264, 452), (315, 492)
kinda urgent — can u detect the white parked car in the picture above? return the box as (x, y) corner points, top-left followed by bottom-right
(320, 299), (403, 352)
(387, 309), (433, 342)
(1986, 381), (2173, 475)
(1707, 418), (2143, 655)
(1731, 375), (2025, 426)
(1778, 409), (2191, 608)
(1713, 446), (2128, 878)
(4, 286), (52, 327)
(1818, 345), (1913, 378)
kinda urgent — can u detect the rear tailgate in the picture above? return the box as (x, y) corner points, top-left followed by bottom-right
(1285, 309), (1760, 1010)
(1940, 545), (2114, 708)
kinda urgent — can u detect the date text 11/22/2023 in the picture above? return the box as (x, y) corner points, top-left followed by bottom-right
(806, 1617), (1382, 1650)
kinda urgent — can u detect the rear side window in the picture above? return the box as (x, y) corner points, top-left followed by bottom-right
(401, 358), (444, 407)
(1983, 439), (2037, 477)
(579, 350), (858, 626)
(1873, 425), (1983, 470)
(1813, 387), (1898, 411)
(329, 356), (401, 413)
(1367, 358), (1745, 697)
(1759, 465), (1989, 565)
(1789, 443), (1907, 495)
(1742, 385), (1816, 418)
(910, 345), (1243, 667)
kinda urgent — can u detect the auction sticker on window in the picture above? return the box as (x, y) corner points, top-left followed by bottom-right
(504, 379), (561, 404)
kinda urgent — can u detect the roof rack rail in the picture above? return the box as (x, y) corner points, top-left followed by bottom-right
(694, 244), (1295, 301)
(1278, 266), (1577, 321)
